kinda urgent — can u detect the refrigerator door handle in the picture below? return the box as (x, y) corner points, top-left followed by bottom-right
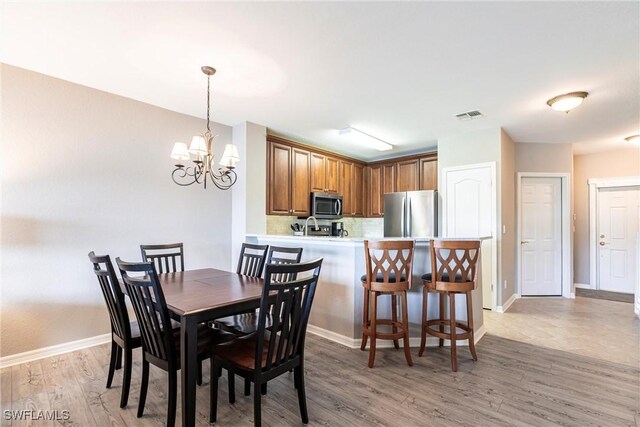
(407, 198), (412, 236)
(401, 196), (406, 237)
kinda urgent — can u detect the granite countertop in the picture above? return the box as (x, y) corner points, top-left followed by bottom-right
(246, 234), (492, 244)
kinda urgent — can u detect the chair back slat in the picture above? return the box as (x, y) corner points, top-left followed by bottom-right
(140, 243), (184, 274)
(88, 252), (131, 341)
(236, 243), (269, 277)
(267, 246), (303, 282)
(116, 258), (176, 365)
(363, 240), (414, 292)
(430, 240), (480, 289)
(256, 258), (322, 373)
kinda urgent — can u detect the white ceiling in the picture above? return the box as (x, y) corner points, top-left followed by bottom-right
(2, 2), (638, 159)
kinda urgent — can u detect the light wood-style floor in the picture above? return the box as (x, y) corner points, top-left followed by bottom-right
(2, 296), (639, 426)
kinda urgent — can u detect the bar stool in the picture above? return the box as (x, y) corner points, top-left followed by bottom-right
(360, 240), (414, 368)
(419, 239), (480, 372)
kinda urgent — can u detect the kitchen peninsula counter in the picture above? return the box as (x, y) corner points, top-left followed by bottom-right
(246, 234), (487, 348)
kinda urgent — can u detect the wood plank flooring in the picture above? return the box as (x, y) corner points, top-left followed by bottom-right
(2, 296), (639, 426)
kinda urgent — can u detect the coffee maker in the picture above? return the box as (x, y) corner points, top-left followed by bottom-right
(331, 221), (348, 237)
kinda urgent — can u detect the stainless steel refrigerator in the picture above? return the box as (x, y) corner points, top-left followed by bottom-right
(384, 190), (437, 237)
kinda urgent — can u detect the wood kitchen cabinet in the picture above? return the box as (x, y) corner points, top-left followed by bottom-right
(419, 156), (438, 190)
(368, 165), (383, 217)
(267, 141), (310, 216)
(396, 159), (420, 192)
(310, 153), (339, 194)
(338, 161), (353, 216)
(352, 163), (365, 217)
(382, 163), (396, 195)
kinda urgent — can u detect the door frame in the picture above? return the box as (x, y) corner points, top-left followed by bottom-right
(516, 173), (572, 298)
(441, 161), (497, 311)
(588, 177), (640, 290)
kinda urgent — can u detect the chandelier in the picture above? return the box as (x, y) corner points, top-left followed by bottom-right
(170, 66), (239, 190)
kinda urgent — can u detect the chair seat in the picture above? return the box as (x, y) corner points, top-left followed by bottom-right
(212, 334), (285, 371)
(214, 312), (274, 336)
(360, 273), (407, 283)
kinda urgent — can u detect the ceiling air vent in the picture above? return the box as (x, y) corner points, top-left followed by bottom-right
(455, 110), (484, 121)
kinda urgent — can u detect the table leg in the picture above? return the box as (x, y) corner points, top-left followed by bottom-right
(181, 316), (197, 427)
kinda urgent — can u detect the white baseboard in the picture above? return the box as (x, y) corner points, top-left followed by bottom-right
(495, 293), (518, 313)
(0, 333), (111, 369)
(307, 323), (487, 350)
(574, 283), (591, 289)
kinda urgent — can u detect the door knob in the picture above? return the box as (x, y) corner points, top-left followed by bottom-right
(599, 241), (606, 246)
(521, 241), (530, 245)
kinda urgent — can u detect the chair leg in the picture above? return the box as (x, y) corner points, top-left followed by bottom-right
(119, 348), (132, 408)
(106, 341), (118, 389)
(360, 288), (369, 351)
(466, 291), (478, 361)
(210, 358), (220, 423)
(391, 294), (400, 349)
(254, 380), (262, 427)
(294, 365), (309, 424)
(449, 294), (458, 372)
(137, 360), (149, 418)
(244, 378), (251, 396)
(261, 383), (267, 395)
(115, 345), (122, 370)
(197, 360), (203, 386)
(439, 293), (445, 348)
(368, 292), (378, 368)
(419, 287), (428, 357)
(401, 291), (413, 367)
(167, 370), (177, 427)
(228, 370), (236, 404)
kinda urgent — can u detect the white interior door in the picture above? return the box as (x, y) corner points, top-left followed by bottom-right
(520, 177), (562, 296)
(444, 164), (494, 309)
(597, 187), (639, 293)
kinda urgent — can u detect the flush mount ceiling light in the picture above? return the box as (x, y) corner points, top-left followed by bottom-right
(546, 91), (589, 113)
(338, 127), (393, 151)
(624, 134), (640, 144)
(170, 66), (239, 190)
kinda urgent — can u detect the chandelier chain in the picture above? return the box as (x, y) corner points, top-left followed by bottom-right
(206, 74), (211, 132)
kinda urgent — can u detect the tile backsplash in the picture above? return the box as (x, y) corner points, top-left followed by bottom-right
(266, 216), (383, 238)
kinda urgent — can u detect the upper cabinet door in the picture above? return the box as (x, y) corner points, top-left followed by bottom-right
(339, 161), (353, 216)
(369, 165), (383, 217)
(310, 153), (326, 193)
(419, 157), (438, 190)
(325, 157), (340, 193)
(268, 142), (292, 215)
(396, 159), (419, 192)
(353, 163), (365, 217)
(291, 148), (311, 215)
(382, 163), (396, 195)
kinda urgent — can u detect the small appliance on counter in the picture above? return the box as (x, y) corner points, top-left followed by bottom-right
(304, 224), (331, 236)
(331, 221), (349, 238)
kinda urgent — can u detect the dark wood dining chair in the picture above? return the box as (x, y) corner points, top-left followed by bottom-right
(215, 245), (303, 337)
(88, 251), (141, 409)
(419, 239), (480, 371)
(210, 258), (323, 427)
(236, 243), (269, 277)
(116, 257), (235, 427)
(361, 240), (414, 368)
(140, 243), (184, 274)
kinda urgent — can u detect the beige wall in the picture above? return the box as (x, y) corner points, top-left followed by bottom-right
(500, 130), (516, 304)
(573, 147), (640, 285)
(1, 64), (233, 357)
(515, 143), (573, 173)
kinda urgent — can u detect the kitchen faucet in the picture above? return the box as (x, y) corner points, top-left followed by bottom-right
(304, 216), (319, 236)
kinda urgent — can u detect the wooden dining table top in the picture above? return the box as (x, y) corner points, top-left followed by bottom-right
(157, 268), (265, 316)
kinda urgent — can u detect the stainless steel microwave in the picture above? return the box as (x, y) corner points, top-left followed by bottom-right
(311, 192), (343, 219)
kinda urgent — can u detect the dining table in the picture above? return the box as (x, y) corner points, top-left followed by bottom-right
(157, 268), (265, 427)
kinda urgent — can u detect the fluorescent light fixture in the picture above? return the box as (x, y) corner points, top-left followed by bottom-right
(546, 91), (588, 112)
(624, 134), (640, 144)
(338, 127), (393, 151)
